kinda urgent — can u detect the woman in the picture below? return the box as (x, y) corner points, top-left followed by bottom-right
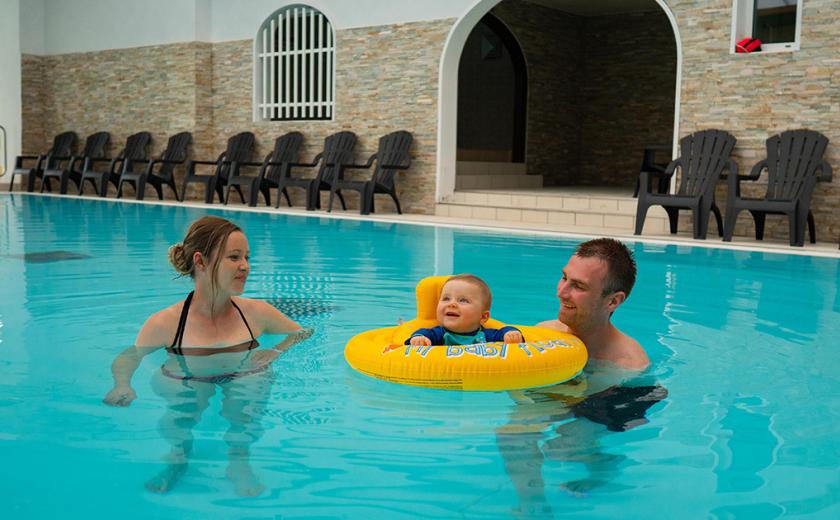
(104, 215), (310, 496)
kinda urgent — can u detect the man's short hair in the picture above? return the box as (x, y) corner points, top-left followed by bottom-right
(575, 238), (636, 297)
(445, 274), (493, 310)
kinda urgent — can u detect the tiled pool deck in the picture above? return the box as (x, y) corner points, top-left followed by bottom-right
(4, 191), (838, 259)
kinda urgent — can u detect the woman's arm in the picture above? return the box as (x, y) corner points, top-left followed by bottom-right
(103, 311), (169, 407)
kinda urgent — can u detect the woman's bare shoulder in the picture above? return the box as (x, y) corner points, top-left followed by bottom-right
(135, 302), (183, 348)
(233, 296), (301, 335)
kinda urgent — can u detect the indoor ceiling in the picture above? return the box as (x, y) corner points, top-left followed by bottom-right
(525, 0), (661, 17)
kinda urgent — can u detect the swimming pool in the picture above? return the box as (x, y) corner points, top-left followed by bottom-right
(1, 194), (839, 519)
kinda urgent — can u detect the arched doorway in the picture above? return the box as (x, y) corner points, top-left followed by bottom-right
(457, 13), (526, 164)
(437, 0), (682, 200)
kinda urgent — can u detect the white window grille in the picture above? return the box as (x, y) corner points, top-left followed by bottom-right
(731, 0), (802, 54)
(255, 5), (335, 121)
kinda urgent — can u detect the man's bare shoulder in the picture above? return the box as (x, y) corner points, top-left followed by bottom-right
(535, 319), (571, 333)
(611, 330), (649, 370)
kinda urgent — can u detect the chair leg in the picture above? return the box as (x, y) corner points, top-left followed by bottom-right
(306, 181), (319, 211)
(8, 172), (15, 192)
(337, 191), (346, 211)
(750, 211), (766, 240)
(166, 180), (176, 201)
(664, 207), (680, 234)
(327, 188), (337, 212)
(634, 202), (649, 235)
(59, 174), (70, 195)
(722, 208), (739, 242)
(788, 214), (803, 247)
(807, 211), (816, 244)
(234, 185), (245, 204)
(99, 177), (109, 197)
(28, 172), (40, 192)
(135, 177), (147, 201)
(223, 183), (232, 205)
(390, 189), (401, 215)
(693, 207), (709, 240)
(205, 179), (216, 204)
(360, 184), (373, 215)
(259, 183), (270, 207)
(180, 179), (189, 202)
(711, 205), (723, 237)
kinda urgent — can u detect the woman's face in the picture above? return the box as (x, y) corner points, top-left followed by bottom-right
(213, 231), (250, 295)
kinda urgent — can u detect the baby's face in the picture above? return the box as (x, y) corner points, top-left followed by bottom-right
(436, 280), (490, 333)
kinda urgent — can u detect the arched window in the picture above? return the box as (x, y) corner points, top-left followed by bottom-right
(254, 5), (335, 121)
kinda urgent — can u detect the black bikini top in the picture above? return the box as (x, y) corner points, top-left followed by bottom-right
(168, 291), (257, 355)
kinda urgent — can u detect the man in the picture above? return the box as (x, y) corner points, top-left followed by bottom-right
(538, 237), (649, 370)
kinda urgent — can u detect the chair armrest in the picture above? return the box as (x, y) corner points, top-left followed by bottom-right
(720, 158), (739, 180)
(85, 156), (113, 170)
(816, 160), (832, 182)
(109, 156), (126, 174)
(288, 152), (322, 169)
(745, 159), (766, 181)
(15, 155), (39, 168)
(346, 153), (377, 170)
(661, 158), (681, 177)
(186, 157), (221, 175)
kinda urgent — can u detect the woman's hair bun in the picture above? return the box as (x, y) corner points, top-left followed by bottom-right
(168, 243), (191, 274)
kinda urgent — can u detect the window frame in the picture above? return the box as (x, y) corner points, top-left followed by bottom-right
(253, 4), (336, 122)
(730, 0), (803, 54)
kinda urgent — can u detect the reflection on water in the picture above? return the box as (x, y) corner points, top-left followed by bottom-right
(497, 366), (669, 516)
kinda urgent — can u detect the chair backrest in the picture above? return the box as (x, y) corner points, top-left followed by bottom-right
(120, 132), (151, 173)
(219, 131), (256, 181)
(318, 131), (357, 184)
(45, 131), (78, 169)
(158, 131), (192, 178)
(763, 129), (829, 201)
(81, 132), (111, 159)
(675, 129), (736, 198)
(264, 132), (303, 182)
(124, 132), (151, 160)
(373, 131), (412, 186)
(49, 131), (77, 157)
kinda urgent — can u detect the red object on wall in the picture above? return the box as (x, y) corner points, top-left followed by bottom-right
(736, 38), (762, 53)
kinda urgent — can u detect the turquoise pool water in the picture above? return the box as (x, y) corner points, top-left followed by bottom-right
(1, 194), (839, 519)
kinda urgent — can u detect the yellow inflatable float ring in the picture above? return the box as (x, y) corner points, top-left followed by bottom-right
(344, 276), (588, 391)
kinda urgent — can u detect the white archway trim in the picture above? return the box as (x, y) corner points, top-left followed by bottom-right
(436, 0), (683, 200)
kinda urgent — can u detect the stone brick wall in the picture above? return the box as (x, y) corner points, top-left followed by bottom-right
(22, 20), (451, 210)
(671, 0), (840, 241)
(578, 10), (677, 188)
(491, 2), (676, 188)
(20, 55), (46, 155)
(491, 2), (583, 185)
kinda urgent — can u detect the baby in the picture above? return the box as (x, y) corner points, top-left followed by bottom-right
(407, 274), (524, 346)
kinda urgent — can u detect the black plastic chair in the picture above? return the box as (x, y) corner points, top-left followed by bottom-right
(635, 129), (737, 239)
(327, 131), (412, 215)
(79, 132), (151, 197)
(41, 132), (110, 195)
(225, 132), (303, 207)
(723, 129), (832, 247)
(275, 131), (357, 211)
(9, 131), (77, 192)
(181, 132), (255, 203)
(118, 131), (191, 200)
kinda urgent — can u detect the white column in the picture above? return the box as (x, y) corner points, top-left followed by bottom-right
(0, 0), (22, 186)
